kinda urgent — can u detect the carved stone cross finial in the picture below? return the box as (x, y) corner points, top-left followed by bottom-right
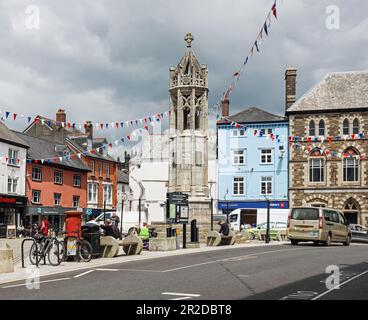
(184, 33), (194, 48)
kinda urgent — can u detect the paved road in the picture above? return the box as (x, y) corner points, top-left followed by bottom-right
(1, 243), (368, 300)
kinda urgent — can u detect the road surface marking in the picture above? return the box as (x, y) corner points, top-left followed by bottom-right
(95, 268), (119, 272)
(74, 270), (94, 278)
(162, 292), (201, 297)
(2, 277), (71, 289)
(163, 247), (304, 272)
(312, 269), (368, 300)
(280, 291), (318, 300)
(171, 297), (192, 301)
(118, 269), (163, 273)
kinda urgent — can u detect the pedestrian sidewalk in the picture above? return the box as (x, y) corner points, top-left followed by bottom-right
(0, 241), (282, 285)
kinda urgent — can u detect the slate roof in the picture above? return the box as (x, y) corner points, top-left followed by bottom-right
(14, 132), (90, 172)
(287, 71), (368, 113)
(221, 107), (287, 124)
(0, 122), (29, 148)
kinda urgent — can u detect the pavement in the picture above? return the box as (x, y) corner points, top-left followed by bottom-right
(1, 241), (368, 300)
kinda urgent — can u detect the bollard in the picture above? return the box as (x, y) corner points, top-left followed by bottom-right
(0, 243), (14, 273)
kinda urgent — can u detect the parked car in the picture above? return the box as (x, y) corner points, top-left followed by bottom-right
(245, 222), (287, 240)
(287, 207), (352, 246)
(349, 224), (368, 243)
(89, 211), (146, 235)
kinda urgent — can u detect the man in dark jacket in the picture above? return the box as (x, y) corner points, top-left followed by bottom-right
(100, 219), (116, 237)
(218, 220), (230, 236)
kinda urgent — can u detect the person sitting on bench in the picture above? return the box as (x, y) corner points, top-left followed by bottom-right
(218, 220), (230, 237)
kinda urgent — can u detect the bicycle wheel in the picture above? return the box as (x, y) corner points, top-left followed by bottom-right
(78, 240), (93, 262)
(29, 242), (41, 265)
(47, 239), (63, 266)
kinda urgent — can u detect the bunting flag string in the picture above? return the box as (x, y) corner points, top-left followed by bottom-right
(0, 109), (169, 131)
(0, 123), (154, 165)
(290, 143), (367, 161)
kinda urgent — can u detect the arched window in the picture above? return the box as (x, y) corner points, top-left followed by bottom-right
(183, 107), (191, 130)
(195, 108), (201, 130)
(353, 118), (360, 135)
(309, 120), (316, 136)
(318, 119), (325, 136)
(343, 118), (350, 135)
(343, 148), (359, 182)
(309, 148), (325, 183)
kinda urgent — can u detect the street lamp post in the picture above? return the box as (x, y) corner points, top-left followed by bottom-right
(263, 195), (270, 244)
(121, 193), (127, 234)
(208, 181), (215, 231)
(224, 188), (229, 223)
(103, 185), (107, 223)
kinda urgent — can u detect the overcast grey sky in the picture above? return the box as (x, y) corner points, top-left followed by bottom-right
(0, 0), (367, 144)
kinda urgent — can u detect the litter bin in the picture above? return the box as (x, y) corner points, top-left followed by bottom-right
(82, 223), (102, 257)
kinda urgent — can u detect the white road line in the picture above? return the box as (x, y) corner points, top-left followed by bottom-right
(312, 269), (368, 300)
(2, 277), (71, 289)
(171, 297), (192, 301)
(74, 270), (94, 278)
(94, 268), (119, 272)
(118, 269), (163, 273)
(162, 247), (303, 272)
(162, 292), (201, 297)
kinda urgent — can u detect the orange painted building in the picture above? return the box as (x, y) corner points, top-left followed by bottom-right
(22, 109), (120, 218)
(15, 132), (90, 229)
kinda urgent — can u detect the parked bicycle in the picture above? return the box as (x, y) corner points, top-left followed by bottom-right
(60, 230), (93, 262)
(29, 233), (64, 266)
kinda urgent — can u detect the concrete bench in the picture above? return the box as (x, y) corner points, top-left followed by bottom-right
(206, 231), (236, 247)
(120, 235), (143, 255)
(100, 236), (120, 258)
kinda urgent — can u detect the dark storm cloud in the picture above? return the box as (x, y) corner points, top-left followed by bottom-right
(0, 0), (367, 138)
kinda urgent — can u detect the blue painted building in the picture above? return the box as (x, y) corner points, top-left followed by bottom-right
(217, 106), (289, 225)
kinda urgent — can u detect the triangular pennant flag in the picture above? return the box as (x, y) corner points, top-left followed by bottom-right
(13, 113), (17, 120)
(5, 111), (10, 119)
(264, 22), (269, 36)
(100, 123), (104, 130)
(272, 3), (277, 19)
(115, 123), (119, 128)
(255, 41), (259, 52)
(28, 117), (32, 123)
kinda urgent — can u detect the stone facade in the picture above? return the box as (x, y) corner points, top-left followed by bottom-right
(287, 71), (368, 226)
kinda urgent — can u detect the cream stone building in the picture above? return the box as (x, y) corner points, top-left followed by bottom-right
(287, 70), (368, 226)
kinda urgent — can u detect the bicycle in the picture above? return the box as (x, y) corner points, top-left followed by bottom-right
(60, 230), (93, 262)
(29, 233), (64, 266)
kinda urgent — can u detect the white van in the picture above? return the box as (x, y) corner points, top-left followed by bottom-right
(89, 211), (146, 235)
(229, 208), (288, 232)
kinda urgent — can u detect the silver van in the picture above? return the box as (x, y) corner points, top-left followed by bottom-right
(287, 207), (352, 246)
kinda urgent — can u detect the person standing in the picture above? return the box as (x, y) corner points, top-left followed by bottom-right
(111, 212), (120, 228)
(40, 217), (50, 237)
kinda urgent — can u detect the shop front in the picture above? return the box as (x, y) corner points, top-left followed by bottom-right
(26, 206), (87, 233)
(0, 194), (27, 238)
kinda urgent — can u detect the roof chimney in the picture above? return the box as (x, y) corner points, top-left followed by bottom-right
(285, 67), (297, 112)
(221, 95), (230, 118)
(85, 121), (93, 139)
(56, 109), (66, 123)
